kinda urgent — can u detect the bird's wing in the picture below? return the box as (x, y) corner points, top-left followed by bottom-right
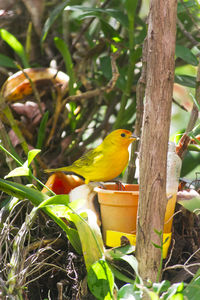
(72, 148), (104, 169)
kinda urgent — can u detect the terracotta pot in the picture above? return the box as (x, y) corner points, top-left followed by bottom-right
(95, 183), (139, 241)
(95, 183), (176, 258)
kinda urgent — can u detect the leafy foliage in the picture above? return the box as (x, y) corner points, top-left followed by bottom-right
(0, 0), (200, 298)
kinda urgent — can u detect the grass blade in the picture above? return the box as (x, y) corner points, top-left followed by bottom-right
(0, 29), (29, 68)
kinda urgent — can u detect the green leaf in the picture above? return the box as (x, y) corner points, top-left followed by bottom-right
(0, 178), (82, 253)
(27, 149), (41, 167)
(54, 37), (76, 95)
(69, 210), (104, 271)
(124, 0), (138, 21)
(163, 282), (184, 299)
(175, 45), (198, 66)
(0, 29), (29, 68)
(100, 20), (121, 39)
(178, 197), (200, 215)
(190, 93), (200, 111)
(174, 74), (196, 88)
(100, 56), (112, 79)
(107, 250), (142, 284)
(190, 122), (200, 137)
(105, 245), (135, 260)
(118, 255), (142, 282)
(107, 262), (135, 284)
(0, 53), (17, 68)
(152, 280), (171, 294)
(0, 178), (48, 205)
(117, 284), (141, 300)
(5, 166), (30, 179)
(88, 259), (114, 300)
(68, 6), (129, 28)
(38, 194), (70, 209)
(183, 268), (200, 300)
(41, 0), (69, 42)
(36, 111), (49, 149)
(177, 0), (197, 13)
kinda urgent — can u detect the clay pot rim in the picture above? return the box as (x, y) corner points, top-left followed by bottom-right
(94, 183), (139, 194)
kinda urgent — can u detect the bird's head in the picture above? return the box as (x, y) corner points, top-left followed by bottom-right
(104, 129), (138, 147)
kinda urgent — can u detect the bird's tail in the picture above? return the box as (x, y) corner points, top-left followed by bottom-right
(44, 166), (72, 173)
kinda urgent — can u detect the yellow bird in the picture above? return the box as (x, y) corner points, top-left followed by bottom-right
(45, 129), (137, 184)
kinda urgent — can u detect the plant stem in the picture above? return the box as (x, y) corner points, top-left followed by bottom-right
(113, 1), (138, 129)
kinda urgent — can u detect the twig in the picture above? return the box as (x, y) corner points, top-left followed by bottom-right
(63, 96), (118, 158)
(71, 0), (111, 50)
(177, 17), (199, 47)
(127, 38), (147, 183)
(163, 263), (199, 276)
(46, 87), (63, 146)
(172, 97), (188, 112)
(176, 133), (191, 159)
(62, 50), (120, 108)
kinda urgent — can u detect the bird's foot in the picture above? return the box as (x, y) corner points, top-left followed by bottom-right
(110, 179), (125, 191)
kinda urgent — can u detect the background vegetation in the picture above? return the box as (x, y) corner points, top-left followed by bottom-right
(0, 0), (200, 299)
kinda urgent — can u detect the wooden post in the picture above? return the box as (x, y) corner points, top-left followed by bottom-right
(135, 0), (177, 282)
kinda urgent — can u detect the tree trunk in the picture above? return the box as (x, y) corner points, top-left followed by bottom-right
(135, 0), (177, 282)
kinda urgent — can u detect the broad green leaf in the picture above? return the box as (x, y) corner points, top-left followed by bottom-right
(27, 149), (41, 167)
(181, 151), (200, 177)
(88, 259), (114, 300)
(183, 271), (200, 299)
(46, 198), (87, 220)
(38, 194), (70, 209)
(0, 178), (82, 253)
(105, 245), (135, 260)
(41, 0), (69, 42)
(107, 262), (135, 284)
(118, 255), (142, 283)
(149, 292), (160, 300)
(174, 74), (196, 88)
(152, 280), (171, 294)
(188, 144), (200, 152)
(54, 37), (76, 95)
(0, 29), (29, 68)
(124, 0), (138, 21)
(69, 209), (104, 271)
(0, 53), (17, 68)
(163, 282), (184, 299)
(100, 56), (112, 79)
(178, 197), (200, 214)
(36, 111), (49, 149)
(175, 45), (198, 66)
(0, 178), (48, 205)
(5, 166), (30, 179)
(117, 284), (141, 300)
(68, 6), (129, 28)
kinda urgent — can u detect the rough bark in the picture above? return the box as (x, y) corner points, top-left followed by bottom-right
(135, 0), (177, 282)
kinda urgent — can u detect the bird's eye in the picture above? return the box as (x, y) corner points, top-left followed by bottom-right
(121, 133), (126, 137)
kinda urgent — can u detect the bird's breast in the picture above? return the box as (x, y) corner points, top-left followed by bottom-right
(98, 147), (129, 180)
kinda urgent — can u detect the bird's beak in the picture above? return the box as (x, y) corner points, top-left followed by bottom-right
(130, 133), (139, 141)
